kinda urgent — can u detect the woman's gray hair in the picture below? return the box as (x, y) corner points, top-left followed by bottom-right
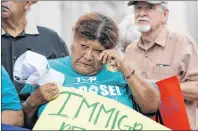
(118, 15), (140, 51)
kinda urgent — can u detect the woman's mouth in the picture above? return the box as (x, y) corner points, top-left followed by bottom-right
(81, 63), (92, 66)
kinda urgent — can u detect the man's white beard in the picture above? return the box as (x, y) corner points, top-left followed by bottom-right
(135, 24), (151, 33)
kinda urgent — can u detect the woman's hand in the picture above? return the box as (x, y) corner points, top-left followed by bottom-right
(22, 83), (60, 128)
(27, 83), (60, 107)
(38, 83), (60, 101)
(97, 49), (124, 71)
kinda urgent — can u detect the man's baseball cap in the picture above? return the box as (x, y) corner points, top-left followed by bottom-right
(13, 51), (64, 86)
(128, 1), (167, 6)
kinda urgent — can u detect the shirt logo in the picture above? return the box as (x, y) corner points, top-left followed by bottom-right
(78, 85), (122, 96)
(106, 64), (118, 72)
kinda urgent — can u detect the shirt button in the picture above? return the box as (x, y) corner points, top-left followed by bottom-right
(141, 71), (147, 76)
(13, 56), (17, 59)
(141, 72), (147, 78)
(145, 53), (149, 57)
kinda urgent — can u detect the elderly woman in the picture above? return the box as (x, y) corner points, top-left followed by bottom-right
(22, 12), (160, 126)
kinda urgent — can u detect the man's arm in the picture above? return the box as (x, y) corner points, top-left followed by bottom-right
(180, 35), (198, 102)
(2, 110), (24, 126)
(181, 82), (198, 101)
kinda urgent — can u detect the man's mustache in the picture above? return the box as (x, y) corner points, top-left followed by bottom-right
(137, 17), (150, 22)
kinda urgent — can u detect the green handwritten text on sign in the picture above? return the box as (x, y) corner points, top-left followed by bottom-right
(33, 88), (170, 130)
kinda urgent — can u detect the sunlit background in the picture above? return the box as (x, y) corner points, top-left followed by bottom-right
(28, 1), (198, 54)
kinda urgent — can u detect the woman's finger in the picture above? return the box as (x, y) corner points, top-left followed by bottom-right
(102, 51), (109, 64)
(98, 50), (107, 60)
(107, 53), (114, 65)
(48, 87), (59, 96)
(43, 85), (57, 93)
(46, 88), (60, 101)
(47, 93), (59, 101)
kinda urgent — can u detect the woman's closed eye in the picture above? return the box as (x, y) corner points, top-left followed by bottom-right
(94, 49), (102, 54)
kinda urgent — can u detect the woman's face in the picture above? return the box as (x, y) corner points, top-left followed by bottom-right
(71, 38), (105, 75)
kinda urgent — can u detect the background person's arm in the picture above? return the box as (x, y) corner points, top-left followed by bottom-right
(1, 66), (24, 126)
(2, 110), (24, 126)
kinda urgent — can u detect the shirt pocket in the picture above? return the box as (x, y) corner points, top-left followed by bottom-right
(152, 65), (179, 80)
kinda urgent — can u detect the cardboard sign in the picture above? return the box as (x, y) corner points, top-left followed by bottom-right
(33, 88), (170, 130)
(152, 76), (190, 130)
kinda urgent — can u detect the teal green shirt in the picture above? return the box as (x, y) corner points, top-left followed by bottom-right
(1, 66), (22, 111)
(21, 56), (158, 117)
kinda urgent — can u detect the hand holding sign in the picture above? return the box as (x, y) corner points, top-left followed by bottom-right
(27, 83), (60, 107)
(39, 83), (60, 101)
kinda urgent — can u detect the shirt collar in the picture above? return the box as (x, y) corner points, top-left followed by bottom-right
(1, 20), (39, 35)
(137, 27), (169, 50)
(155, 27), (168, 48)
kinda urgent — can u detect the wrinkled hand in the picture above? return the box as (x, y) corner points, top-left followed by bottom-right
(38, 83), (60, 101)
(97, 49), (124, 70)
(29, 83), (60, 107)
